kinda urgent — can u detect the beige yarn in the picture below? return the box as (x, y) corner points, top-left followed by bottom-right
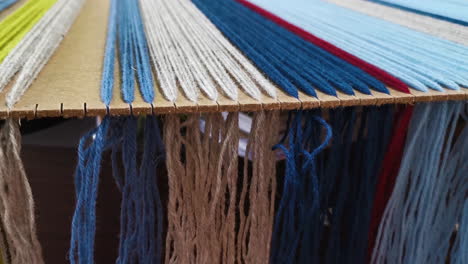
(164, 111), (279, 263)
(237, 111), (279, 264)
(0, 119), (43, 264)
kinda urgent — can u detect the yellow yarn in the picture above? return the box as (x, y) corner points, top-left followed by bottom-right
(0, 0), (58, 63)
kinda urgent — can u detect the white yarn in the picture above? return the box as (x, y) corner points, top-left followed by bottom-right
(139, 0), (276, 102)
(327, 0), (468, 46)
(2, 0), (85, 109)
(0, 0), (65, 92)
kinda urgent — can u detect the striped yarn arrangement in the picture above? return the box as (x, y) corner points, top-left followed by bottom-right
(370, 0), (468, 26)
(328, 0), (468, 46)
(246, 0), (468, 92)
(192, 0), (390, 97)
(139, 0), (277, 102)
(0, 0), (466, 264)
(0, 0), (84, 108)
(0, 0), (57, 63)
(101, 0), (154, 105)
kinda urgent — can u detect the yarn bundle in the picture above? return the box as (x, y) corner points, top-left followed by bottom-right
(0, 0), (466, 263)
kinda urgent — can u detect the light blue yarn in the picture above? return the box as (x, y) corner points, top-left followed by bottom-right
(371, 102), (468, 263)
(192, 0), (390, 97)
(248, 0), (468, 92)
(0, 0), (17, 12)
(102, 0), (155, 104)
(371, 0), (468, 25)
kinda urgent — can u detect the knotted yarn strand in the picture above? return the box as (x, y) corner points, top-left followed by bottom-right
(270, 111), (332, 263)
(0, 119), (43, 264)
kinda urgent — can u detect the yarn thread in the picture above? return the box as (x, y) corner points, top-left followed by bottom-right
(0, 119), (44, 264)
(245, 0), (468, 92)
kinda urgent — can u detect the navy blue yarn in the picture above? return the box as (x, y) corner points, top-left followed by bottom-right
(102, 0), (154, 104)
(0, 0), (17, 12)
(191, 0), (389, 96)
(110, 117), (164, 263)
(343, 106), (394, 264)
(270, 106), (395, 264)
(270, 111), (332, 263)
(369, 0), (468, 26)
(70, 118), (111, 264)
(305, 106), (394, 264)
(113, 117), (164, 264)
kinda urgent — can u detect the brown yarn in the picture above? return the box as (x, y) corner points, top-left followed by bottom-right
(164, 111), (280, 263)
(0, 119), (43, 264)
(237, 111), (279, 264)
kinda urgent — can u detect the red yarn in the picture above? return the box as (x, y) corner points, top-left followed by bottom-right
(366, 105), (414, 262)
(236, 0), (410, 93)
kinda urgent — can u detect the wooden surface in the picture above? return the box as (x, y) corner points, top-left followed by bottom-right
(0, 0), (466, 120)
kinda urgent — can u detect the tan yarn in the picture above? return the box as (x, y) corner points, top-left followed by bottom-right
(0, 119), (43, 264)
(164, 111), (280, 263)
(237, 111), (279, 264)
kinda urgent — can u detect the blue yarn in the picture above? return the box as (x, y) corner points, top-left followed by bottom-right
(101, 0), (118, 105)
(70, 117), (111, 264)
(128, 0), (154, 103)
(70, 116), (165, 264)
(114, 116), (164, 264)
(191, 0), (389, 97)
(0, 0), (17, 12)
(102, 0), (154, 104)
(371, 102), (467, 263)
(270, 111), (332, 263)
(452, 202), (468, 264)
(248, 0), (468, 92)
(369, 0), (468, 26)
(323, 106), (394, 264)
(271, 106), (395, 264)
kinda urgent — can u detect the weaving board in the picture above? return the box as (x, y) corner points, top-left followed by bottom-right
(0, 0), (466, 119)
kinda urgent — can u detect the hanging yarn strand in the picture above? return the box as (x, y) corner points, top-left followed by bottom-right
(372, 102), (467, 263)
(0, 119), (43, 264)
(271, 111), (332, 263)
(164, 112), (240, 263)
(237, 111), (279, 264)
(112, 116), (165, 263)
